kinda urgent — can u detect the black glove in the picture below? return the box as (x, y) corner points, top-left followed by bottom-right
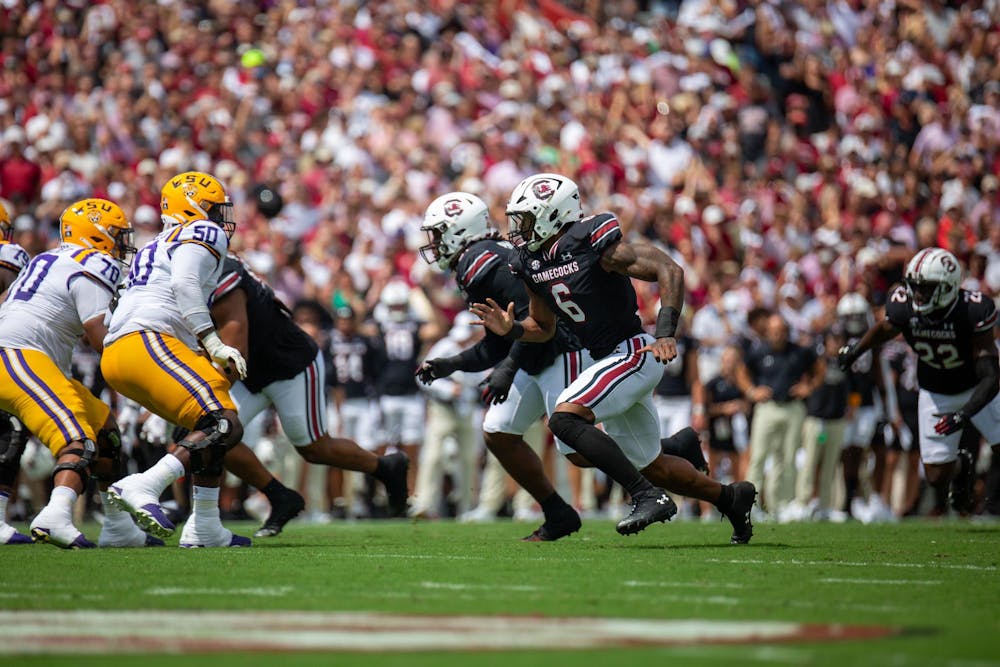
(480, 359), (518, 405)
(415, 357), (457, 385)
(837, 344), (857, 371)
(933, 411), (965, 436)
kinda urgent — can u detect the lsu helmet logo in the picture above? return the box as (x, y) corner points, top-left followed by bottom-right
(183, 183), (199, 198)
(532, 180), (555, 200)
(444, 199), (463, 217)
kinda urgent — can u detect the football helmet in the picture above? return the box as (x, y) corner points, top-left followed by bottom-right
(60, 198), (136, 263)
(161, 171), (235, 238)
(420, 193), (494, 269)
(904, 247), (961, 316)
(0, 201), (10, 242)
(380, 280), (411, 322)
(836, 292), (873, 337)
(506, 173), (582, 251)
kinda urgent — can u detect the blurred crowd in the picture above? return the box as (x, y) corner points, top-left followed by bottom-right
(1, 0), (999, 523)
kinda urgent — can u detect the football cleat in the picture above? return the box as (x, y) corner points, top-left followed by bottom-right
(98, 512), (166, 548)
(253, 488), (305, 538)
(725, 481), (757, 544)
(180, 521), (251, 548)
(106, 476), (175, 538)
(522, 507), (582, 542)
(0, 522), (32, 545)
(950, 449), (976, 515)
(615, 487), (677, 536)
(29, 511), (95, 549)
(378, 451), (410, 518)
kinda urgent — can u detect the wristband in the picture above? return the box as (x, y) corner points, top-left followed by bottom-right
(503, 321), (525, 341)
(655, 307), (681, 339)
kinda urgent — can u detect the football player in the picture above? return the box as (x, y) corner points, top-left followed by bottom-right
(840, 248), (1000, 515)
(836, 293), (893, 522)
(415, 192), (583, 541)
(0, 201), (34, 544)
(0, 198), (155, 548)
(472, 174), (756, 540)
(101, 172), (251, 547)
(210, 253), (409, 536)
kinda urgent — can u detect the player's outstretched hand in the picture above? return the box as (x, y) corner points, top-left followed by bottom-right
(639, 336), (678, 363)
(469, 298), (515, 336)
(933, 411), (965, 436)
(415, 358), (456, 384)
(480, 360), (517, 405)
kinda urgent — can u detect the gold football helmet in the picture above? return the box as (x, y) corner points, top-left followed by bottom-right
(60, 198), (135, 262)
(0, 200), (11, 242)
(160, 171), (235, 238)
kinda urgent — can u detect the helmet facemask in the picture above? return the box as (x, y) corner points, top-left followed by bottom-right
(507, 210), (541, 251)
(206, 200), (236, 239)
(905, 278), (949, 316)
(0, 221), (11, 243)
(418, 223), (449, 269)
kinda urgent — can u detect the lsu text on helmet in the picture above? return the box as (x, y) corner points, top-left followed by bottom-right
(420, 192), (494, 270)
(904, 247), (962, 316)
(161, 171), (235, 238)
(60, 198), (135, 263)
(506, 173), (583, 252)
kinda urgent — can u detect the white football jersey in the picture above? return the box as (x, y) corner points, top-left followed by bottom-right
(0, 240), (29, 275)
(0, 245), (122, 376)
(106, 220), (228, 350)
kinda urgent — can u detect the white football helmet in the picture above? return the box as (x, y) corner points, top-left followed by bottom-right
(420, 193), (493, 269)
(380, 280), (411, 322)
(836, 292), (873, 336)
(506, 173), (583, 251)
(904, 247), (961, 316)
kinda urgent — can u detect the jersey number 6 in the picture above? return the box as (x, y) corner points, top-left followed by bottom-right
(551, 282), (585, 323)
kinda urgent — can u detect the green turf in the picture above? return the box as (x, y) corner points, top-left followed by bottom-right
(2, 518), (999, 666)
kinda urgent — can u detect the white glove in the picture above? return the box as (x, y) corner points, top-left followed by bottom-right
(201, 331), (248, 380)
(140, 413), (171, 446)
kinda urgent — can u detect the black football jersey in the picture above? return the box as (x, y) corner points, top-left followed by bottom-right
(329, 330), (378, 400)
(456, 238), (581, 375)
(213, 255), (318, 393)
(375, 319), (422, 396)
(885, 285), (998, 395)
(654, 334), (696, 397)
(844, 337), (878, 407)
(508, 213), (642, 359)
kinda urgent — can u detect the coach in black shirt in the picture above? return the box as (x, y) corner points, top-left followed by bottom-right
(736, 314), (819, 517)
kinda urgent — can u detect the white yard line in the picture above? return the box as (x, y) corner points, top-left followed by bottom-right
(419, 582), (542, 592)
(817, 577), (942, 585)
(145, 586), (293, 597)
(704, 557), (996, 572)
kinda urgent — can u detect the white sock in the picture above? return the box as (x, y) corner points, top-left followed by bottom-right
(141, 453), (186, 492)
(0, 491), (8, 523)
(191, 485), (221, 529)
(99, 490), (133, 530)
(49, 486), (78, 520)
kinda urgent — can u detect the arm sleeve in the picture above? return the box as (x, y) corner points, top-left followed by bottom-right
(962, 354), (1000, 417)
(446, 334), (512, 373)
(169, 242), (219, 336)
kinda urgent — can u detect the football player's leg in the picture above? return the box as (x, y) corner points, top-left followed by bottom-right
(483, 368), (578, 540)
(551, 336), (674, 535)
(0, 350), (98, 548)
(0, 411), (31, 544)
(917, 389), (964, 514)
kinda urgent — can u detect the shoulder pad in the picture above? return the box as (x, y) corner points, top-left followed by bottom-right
(456, 242), (504, 288)
(169, 222), (228, 261)
(964, 290), (998, 333)
(0, 241), (29, 273)
(585, 213), (622, 252)
(71, 248), (123, 291)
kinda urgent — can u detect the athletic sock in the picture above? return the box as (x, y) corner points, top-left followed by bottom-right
(141, 454), (185, 493)
(261, 478), (287, 501)
(548, 412), (653, 498)
(0, 490), (8, 524)
(49, 486), (78, 520)
(99, 490), (125, 517)
(714, 484), (734, 514)
(374, 456), (389, 481)
(539, 492), (572, 518)
(191, 485), (222, 531)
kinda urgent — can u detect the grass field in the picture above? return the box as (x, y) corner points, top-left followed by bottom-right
(2, 517), (999, 666)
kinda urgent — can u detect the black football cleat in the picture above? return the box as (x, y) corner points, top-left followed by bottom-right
(615, 487), (677, 536)
(522, 507), (582, 542)
(254, 488), (305, 538)
(724, 481), (756, 544)
(661, 427), (709, 474)
(378, 452), (410, 518)
(949, 449), (976, 515)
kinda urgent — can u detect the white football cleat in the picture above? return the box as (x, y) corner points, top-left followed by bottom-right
(0, 521), (32, 545)
(29, 509), (94, 549)
(179, 520), (251, 548)
(98, 512), (165, 548)
(106, 475), (175, 538)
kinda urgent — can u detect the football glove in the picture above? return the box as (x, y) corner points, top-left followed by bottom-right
(202, 331), (247, 380)
(837, 344), (858, 371)
(480, 358), (517, 405)
(933, 411), (966, 436)
(415, 358), (457, 384)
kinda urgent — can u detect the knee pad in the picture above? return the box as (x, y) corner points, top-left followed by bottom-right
(52, 439), (97, 486)
(547, 412), (590, 444)
(0, 413), (29, 486)
(661, 427), (707, 473)
(94, 427), (123, 482)
(177, 411), (241, 477)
